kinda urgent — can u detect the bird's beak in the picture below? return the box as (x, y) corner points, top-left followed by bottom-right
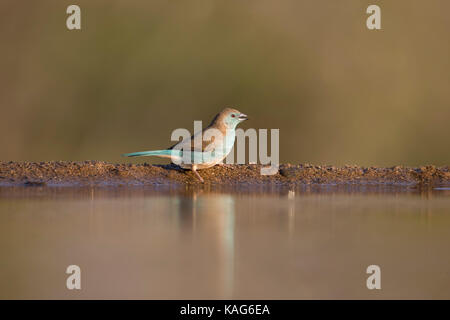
(238, 113), (248, 121)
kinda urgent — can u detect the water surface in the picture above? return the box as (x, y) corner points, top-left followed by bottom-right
(1, 185), (449, 299)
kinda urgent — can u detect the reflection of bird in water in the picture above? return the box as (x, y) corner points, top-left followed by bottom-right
(288, 189), (295, 236)
(172, 192), (236, 297)
(123, 108), (248, 182)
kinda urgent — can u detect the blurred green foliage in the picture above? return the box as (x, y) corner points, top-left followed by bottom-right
(1, 0), (449, 166)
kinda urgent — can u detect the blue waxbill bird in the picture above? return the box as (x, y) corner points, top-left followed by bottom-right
(123, 108), (248, 182)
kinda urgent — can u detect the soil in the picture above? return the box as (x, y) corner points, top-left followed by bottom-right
(0, 161), (449, 187)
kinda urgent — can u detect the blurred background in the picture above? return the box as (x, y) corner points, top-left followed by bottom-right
(0, 0), (449, 166)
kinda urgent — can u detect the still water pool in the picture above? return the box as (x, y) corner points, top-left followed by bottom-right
(1, 185), (449, 299)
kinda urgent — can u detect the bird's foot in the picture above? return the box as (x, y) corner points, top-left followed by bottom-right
(193, 170), (204, 183)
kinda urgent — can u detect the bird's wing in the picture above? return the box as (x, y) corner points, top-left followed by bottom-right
(168, 127), (219, 152)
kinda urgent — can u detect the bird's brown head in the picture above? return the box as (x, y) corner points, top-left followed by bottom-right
(210, 107), (248, 129)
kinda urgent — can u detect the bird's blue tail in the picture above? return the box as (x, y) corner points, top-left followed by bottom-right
(122, 150), (175, 158)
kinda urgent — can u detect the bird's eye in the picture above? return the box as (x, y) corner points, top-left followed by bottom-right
(231, 114), (236, 118)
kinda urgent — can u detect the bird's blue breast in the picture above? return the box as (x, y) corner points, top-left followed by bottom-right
(223, 128), (236, 155)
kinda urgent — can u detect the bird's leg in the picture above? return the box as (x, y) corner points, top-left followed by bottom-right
(192, 166), (204, 183)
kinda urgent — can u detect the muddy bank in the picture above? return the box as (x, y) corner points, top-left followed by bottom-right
(0, 161), (449, 187)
